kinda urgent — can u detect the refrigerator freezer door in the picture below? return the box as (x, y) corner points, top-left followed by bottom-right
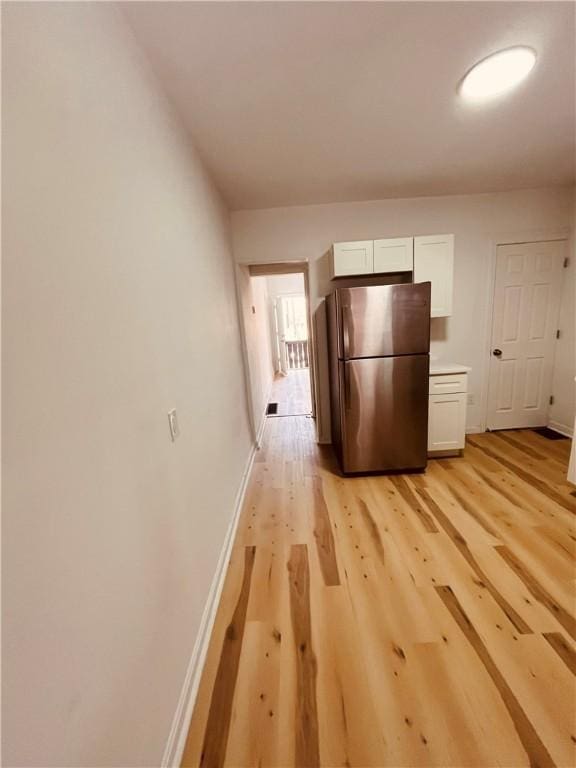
(341, 354), (429, 473)
(340, 283), (431, 359)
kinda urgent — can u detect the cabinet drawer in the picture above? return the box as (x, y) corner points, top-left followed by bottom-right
(429, 372), (468, 395)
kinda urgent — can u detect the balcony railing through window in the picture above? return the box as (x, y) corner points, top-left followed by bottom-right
(285, 339), (309, 369)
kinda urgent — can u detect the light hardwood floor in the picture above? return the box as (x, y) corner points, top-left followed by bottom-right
(182, 418), (576, 768)
(269, 370), (312, 416)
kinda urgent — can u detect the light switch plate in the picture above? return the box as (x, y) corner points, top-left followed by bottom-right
(168, 409), (179, 441)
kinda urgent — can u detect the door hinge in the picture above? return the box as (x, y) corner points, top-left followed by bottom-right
(556, 329), (561, 339)
(564, 257), (569, 268)
(549, 395), (555, 405)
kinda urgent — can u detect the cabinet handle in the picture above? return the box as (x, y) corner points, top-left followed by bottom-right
(493, 348), (502, 357)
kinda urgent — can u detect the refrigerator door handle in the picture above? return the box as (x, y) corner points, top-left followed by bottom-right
(342, 304), (351, 358)
(344, 364), (351, 410)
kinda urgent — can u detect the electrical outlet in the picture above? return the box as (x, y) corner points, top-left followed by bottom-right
(168, 409), (179, 441)
(467, 394), (475, 406)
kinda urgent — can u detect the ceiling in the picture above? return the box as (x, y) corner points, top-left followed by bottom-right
(122, 1), (575, 210)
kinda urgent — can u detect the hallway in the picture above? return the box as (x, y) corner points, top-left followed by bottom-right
(182, 417), (575, 768)
(268, 370), (312, 417)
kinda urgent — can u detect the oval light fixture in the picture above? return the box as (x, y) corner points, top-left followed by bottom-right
(460, 46), (536, 101)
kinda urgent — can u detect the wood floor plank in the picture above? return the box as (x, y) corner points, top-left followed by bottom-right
(287, 544), (320, 768)
(223, 621), (282, 767)
(363, 478), (448, 588)
(183, 414), (575, 768)
(389, 475), (438, 532)
(312, 585), (387, 767)
(468, 461), (573, 529)
(198, 546), (256, 768)
(494, 431), (548, 460)
(468, 437), (576, 513)
(413, 479), (533, 634)
(445, 458), (555, 530)
(487, 433), (571, 486)
(543, 632), (576, 676)
(496, 545), (576, 641)
(312, 476), (340, 586)
(517, 430), (572, 461)
(181, 546), (253, 767)
(435, 586), (556, 768)
(423, 463), (504, 545)
(355, 495), (386, 565)
(442, 480), (502, 539)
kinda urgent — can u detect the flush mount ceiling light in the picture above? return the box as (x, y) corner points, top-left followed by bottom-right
(460, 46), (537, 102)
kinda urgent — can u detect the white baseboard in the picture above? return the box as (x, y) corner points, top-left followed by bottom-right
(255, 379), (274, 448)
(161, 441), (257, 768)
(547, 419), (574, 438)
(465, 425), (484, 435)
(255, 407), (268, 449)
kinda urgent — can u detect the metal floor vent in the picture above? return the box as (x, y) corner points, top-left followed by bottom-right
(266, 402), (279, 415)
(532, 426), (567, 441)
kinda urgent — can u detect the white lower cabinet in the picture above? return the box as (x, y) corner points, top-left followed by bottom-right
(428, 393), (467, 452)
(428, 370), (468, 454)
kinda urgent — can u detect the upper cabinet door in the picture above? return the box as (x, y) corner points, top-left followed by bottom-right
(332, 241), (374, 277)
(373, 237), (413, 273)
(414, 234), (454, 317)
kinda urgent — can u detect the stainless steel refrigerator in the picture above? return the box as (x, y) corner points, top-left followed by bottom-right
(326, 282), (431, 474)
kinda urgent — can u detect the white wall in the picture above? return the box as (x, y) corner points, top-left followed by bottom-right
(232, 187), (574, 441)
(237, 271), (275, 436)
(2, 4), (252, 766)
(549, 199), (576, 436)
(266, 273), (305, 299)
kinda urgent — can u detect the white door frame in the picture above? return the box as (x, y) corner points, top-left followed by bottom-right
(273, 291), (307, 375)
(480, 228), (570, 432)
(236, 261), (318, 445)
(272, 298), (287, 375)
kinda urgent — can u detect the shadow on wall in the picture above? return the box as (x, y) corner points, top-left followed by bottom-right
(431, 317), (449, 342)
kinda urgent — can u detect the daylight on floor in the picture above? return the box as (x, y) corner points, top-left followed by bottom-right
(3, 2), (575, 767)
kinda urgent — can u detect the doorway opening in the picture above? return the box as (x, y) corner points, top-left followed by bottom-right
(236, 262), (316, 444)
(270, 287), (312, 416)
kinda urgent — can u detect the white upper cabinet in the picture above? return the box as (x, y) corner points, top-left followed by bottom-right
(413, 234), (454, 317)
(331, 240), (374, 277)
(331, 234), (454, 317)
(373, 237), (413, 273)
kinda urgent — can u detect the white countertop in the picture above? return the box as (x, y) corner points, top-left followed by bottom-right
(429, 362), (472, 375)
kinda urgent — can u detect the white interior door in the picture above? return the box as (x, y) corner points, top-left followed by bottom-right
(487, 241), (565, 430)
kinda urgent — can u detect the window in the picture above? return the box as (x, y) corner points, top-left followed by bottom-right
(280, 295), (308, 341)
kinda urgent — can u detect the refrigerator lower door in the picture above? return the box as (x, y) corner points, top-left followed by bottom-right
(340, 354), (429, 473)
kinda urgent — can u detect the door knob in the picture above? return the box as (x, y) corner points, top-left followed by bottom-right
(493, 348), (502, 357)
